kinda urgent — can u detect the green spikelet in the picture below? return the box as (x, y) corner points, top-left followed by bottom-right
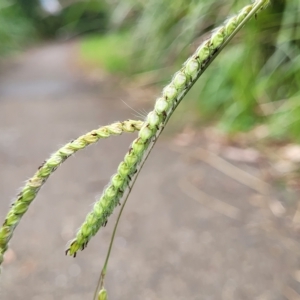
(98, 288), (108, 300)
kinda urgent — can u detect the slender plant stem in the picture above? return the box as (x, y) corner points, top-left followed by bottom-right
(93, 185), (130, 300)
(0, 120), (143, 266)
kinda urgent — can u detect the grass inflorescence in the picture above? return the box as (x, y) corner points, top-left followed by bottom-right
(0, 120), (143, 265)
(66, 0), (270, 257)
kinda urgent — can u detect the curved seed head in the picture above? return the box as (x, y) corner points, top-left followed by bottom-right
(98, 288), (108, 300)
(154, 97), (169, 114)
(162, 84), (177, 101)
(173, 72), (187, 90)
(185, 58), (199, 80)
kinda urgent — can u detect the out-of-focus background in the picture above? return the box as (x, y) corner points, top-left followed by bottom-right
(1, 0), (300, 299)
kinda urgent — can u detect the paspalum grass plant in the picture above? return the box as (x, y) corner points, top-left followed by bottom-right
(0, 0), (270, 298)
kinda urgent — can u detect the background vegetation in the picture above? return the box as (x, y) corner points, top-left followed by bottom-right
(1, 0), (300, 141)
(0, 0), (109, 55)
(0, 0), (36, 55)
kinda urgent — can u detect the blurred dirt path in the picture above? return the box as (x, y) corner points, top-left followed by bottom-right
(1, 42), (300, 300)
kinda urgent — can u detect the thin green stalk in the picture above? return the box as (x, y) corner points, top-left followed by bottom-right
(93, 183), (130, 300)
(67, 0), (270, 257)
(0, 120), (143, 266)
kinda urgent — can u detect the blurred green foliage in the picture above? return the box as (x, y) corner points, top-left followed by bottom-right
(0, 0), (36, 55)
(16, 0), (109, 37)
(0, 0), (109, 55)
(80, 32), (131, 73)
(2, 0), (300, 142)
(97, 0), (300, 141)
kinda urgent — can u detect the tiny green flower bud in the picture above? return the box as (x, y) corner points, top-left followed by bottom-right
(237, 5), (252, 23)
(48, 155), (62, 167)
(139, 125), (153, 142)
(96, 127), (110, 138)
(84, 133), (98, 143)
(39, 167), (51, 178)
(104, 186), (118, 200)
(173, 72), (187, 90)
(21, 187), (36, 202)
(162, 84), (177, 101)
(185, 58), (199, 80)
(69, 139), (85, 150)
(154, 97), (169, 114)
(225, 16), (237, 35)
(211, 27), (225, 48)
(147, 111), (160, 128)
(118, 162), (131, 177)
(6, 213), (20, 226)
(196, 43), (210, 62)
(13, 201), (29, 214)
(132, 138), (145, 155)
(81, 222), (93, 237)
(111, 174), (125, 189)
(98, 288), (108, 300)
(29, 177), (43, 188)
(60, 146), (74, 156)
(124, 151), (138, 167)
(0, 226), (10, 240)
(67, 240), (80, 255)
(93, 201), (104, 216)
(107, 123), (123, 135)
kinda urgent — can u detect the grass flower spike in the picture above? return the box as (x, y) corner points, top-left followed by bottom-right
(67, 0), (270, 256)
(0, 120), (143, 264)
